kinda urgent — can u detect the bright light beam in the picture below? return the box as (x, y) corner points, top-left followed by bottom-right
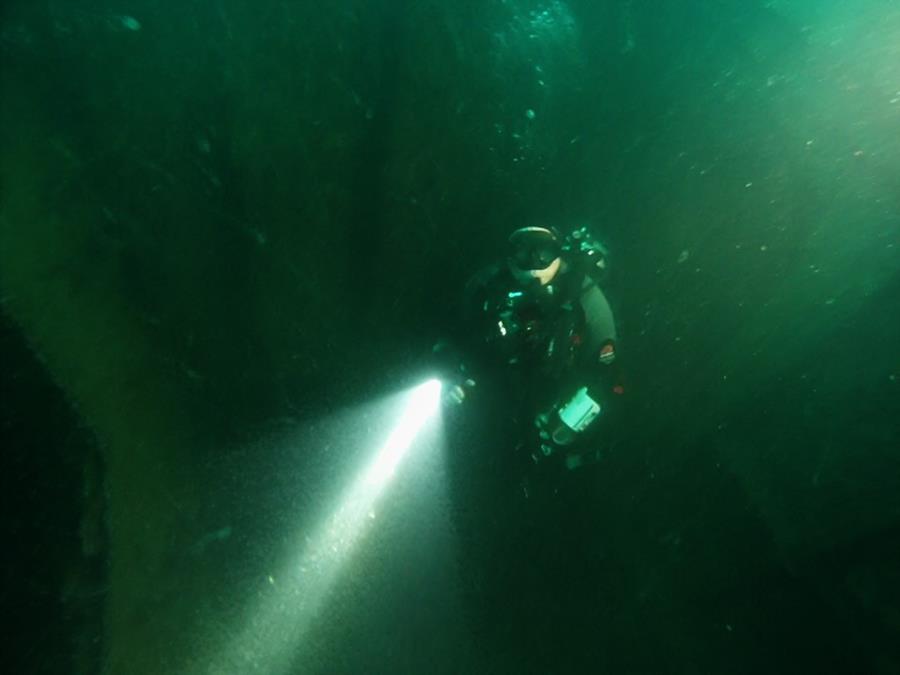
(365, 379), (442, 488)
(304, 378), (441, 576)
(204, 379), (443, 675)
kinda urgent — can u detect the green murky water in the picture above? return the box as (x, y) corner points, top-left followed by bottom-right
(2, 1), (898, 673)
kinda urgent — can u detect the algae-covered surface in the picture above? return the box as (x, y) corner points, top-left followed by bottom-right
(2, 1), (899, 673)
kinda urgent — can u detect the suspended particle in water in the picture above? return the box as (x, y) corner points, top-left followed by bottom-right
(525, 109), (536, 120)
(117, 15), (142, 31)
(677, 249), (689, 263)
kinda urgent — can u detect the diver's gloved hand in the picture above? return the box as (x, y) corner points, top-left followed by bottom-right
(432, 341), (476, 406)
(444, 378), (476, 406)
(534, 412), (567, 460)
(532, 387), (602, 461)
(532, 418), (575, 461)
(550, 423), (577, 446)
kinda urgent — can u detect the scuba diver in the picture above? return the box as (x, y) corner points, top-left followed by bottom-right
(437, 225), (624, 477)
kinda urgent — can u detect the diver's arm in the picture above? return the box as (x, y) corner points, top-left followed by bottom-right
(431, 340), (476, 405)
(540, 279), (623, 448)
(579, 278), (617, 358)
(433, 264), (505, 406)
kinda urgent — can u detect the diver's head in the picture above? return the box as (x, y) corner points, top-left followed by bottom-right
(507, 226), (562, 286)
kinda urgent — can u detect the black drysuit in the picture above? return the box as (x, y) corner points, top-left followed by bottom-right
(454, 257), (622, 455)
